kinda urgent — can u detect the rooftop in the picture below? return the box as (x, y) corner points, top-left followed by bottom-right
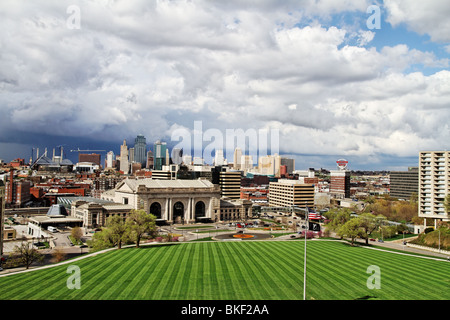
(46, 204), (68, 217)
(119, 178), (216, 191)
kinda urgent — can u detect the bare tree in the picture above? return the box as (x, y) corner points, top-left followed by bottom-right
(52, 248), (66, 263)
(13, 241), (44, 269)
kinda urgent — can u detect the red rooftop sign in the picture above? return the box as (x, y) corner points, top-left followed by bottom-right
(336, 159), (348, 170)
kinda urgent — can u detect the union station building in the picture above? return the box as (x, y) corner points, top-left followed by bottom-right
(70, 178), (253, 228)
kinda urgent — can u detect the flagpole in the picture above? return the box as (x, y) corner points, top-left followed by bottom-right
(303, 206), (308, 300)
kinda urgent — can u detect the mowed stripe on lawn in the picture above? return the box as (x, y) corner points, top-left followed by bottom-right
(0, 241), (449, 300)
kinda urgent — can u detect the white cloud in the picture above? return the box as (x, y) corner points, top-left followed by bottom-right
(0, 0), (449, 168)
(384, 0), (450, 43)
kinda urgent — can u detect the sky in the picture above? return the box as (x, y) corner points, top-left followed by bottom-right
(0, 0), (449, 171)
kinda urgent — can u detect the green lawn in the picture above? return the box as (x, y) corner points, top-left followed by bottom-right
(0, 241), (448, 300)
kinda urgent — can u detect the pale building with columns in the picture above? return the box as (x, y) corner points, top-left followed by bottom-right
(101, 178), (222, 224)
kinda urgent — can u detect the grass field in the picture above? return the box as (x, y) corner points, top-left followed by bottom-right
(0, 240), (448, 300)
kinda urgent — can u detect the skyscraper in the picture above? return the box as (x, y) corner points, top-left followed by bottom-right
(233, 148), (242, 170)
(172, 148), (183, 165)
(258, 154), (281, 177)
(134, 134), (147, 167)
(106, 151), (115, 168)
(153, 140), (167, 170)
(146, 150), (154, 169)
(214, 149), (225, 166)
(120, 139), (129, 174)
(280, 157), (295, 175)
(241, 155), (254, 171)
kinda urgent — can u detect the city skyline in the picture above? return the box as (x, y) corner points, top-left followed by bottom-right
(0, 1), (449, 170)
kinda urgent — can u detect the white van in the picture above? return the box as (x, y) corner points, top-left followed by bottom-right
(47, 226), (58, 233)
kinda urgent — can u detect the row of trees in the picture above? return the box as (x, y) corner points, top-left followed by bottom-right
(362, 195), (419, 224)
(88, 209), (158, 251)
(323, 208), (407, 246)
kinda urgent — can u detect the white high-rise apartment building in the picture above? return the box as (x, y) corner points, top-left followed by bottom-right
(419, 151), (450, 228)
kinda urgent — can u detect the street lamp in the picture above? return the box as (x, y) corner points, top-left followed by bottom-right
(303, 204), (309, 301)
(438, 229), (441, 253)
(402, 231), (405, 250)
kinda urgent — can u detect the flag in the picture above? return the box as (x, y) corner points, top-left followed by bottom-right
(308, 212), (320, 219)
(307, 208), (324, 220)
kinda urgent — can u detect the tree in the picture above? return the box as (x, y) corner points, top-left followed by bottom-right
(52, 248), (66, 263)
(324, 208), (352, 239)
(338, 218), (363, 246)
(88, 228), (115, 252)
(71, 227), (83, 244)
(358, 213), (383, 245)
(444, 194), (450, 215)
(126, 209), (157, 248)
(106, 215), (129, 249)
(13, 241), (44, 269)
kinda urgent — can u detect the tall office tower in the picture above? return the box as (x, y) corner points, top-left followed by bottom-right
(120, 139), (129, 174)
(153, 140), (167, 170)
(0, 179), (5, 255)
(129, 148), (135, 163)
(146, 150), (154, 169)
(172, 148), (183, 165)
(219, 171), (242, 199)
(419, 151), (450, 228)
(106, 151), (115, 169)
(390, 167), (419, 200)
(268, 180), (315, 208)
(233, 148), (242, 170)
(241, 155), (254, 171)
(214, 149), (225, 166)
(258, 154), (281, 177)
(134, 134), (147, 167)
(280, 157), (295, 175)
(166, 149), (170, 166)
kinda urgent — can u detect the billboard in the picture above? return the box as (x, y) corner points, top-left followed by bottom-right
(336, 159), (348, 170)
